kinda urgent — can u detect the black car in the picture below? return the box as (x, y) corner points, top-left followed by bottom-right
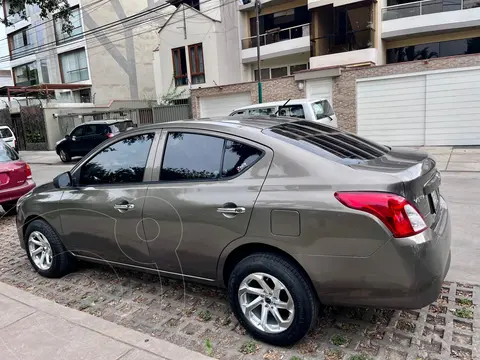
(56, 120), (136, 162)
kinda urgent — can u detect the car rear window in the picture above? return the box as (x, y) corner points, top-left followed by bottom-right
(263, 120), (389, 163)
(0, 141), (19, 162)
(111, 121), (134, 133)
(0, 128), (13, 138)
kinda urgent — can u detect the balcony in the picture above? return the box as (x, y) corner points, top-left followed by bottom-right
(241, 24), (311, 63)
(10, 44), (35, 61)
(382, 0), (480, 39)
(309, 28), (377, 67)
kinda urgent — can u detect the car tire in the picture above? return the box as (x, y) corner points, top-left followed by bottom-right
(25, 219), (74, 278)
(228, 252), (318, 346)
(59, 148), (71, 163)
(1, 202), (17, 215)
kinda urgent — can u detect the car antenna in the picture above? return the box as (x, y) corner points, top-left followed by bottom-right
(272, 99), (291, 116)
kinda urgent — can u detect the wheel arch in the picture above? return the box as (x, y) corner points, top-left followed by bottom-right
(220, 242), (316, 295)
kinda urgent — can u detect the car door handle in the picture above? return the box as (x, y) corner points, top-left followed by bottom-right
(114, 203), (135, 211)
(217, 207), (246, 214)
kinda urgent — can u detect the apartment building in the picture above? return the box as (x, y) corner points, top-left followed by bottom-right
(3, 0), (162, 104)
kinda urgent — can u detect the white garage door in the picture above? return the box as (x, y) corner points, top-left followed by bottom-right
(357, 75), (426, 147)
(357, 68), (480, 146)
(199, 92), (252, 118)
(306, 78), (333, 104)
(425, 70), (480, 146)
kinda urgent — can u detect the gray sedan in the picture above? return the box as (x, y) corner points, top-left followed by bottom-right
(15, 117), (451, 346)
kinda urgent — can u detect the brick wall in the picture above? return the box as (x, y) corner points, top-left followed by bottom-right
(191, 76), (304, 118)
(333, 54), (480, 133)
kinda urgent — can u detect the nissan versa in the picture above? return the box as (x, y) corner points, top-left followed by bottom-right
(16, 117), (451, 346)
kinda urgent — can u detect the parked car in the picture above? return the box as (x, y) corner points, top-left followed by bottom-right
(0, 125), (19, 152)
(55, 119), (136, 162)
(230, 98), (338, 127)
(0, 140), (35, 214)
(16, 117), (450, 346)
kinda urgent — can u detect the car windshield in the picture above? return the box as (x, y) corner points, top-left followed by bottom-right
(0, 128), (13, 138)
(312, 100), (334, 120)
(0, 141), (19, 162)
(263, 120), (389, 164)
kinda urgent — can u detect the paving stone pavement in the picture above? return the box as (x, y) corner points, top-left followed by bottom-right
(0, 215), (478, 360)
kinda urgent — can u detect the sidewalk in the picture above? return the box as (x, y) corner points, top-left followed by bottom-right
(0, 282), (210, 360)
(420, 146), (480, 172)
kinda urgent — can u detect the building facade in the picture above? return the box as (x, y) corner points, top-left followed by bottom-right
(3, 0), (163, 104)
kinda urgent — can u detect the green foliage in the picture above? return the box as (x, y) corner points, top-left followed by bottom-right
(330, 333), (349, 346)
(3, 0), (73, 33)
(454, 308), (473, 319)
(204, 339), (213, 357)
(240, 340), (259, 354)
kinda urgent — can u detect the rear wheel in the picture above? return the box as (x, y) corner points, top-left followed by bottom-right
(59, 148), (71, 163)
(228, 253), (318, 346)
(25, 220), (74, 278)
(1, 201), (17, 215)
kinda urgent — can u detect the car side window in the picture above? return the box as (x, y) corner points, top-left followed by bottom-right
(71, 126), (84, 137)
(279, 105), (305, 119)
(83, 125), (97, 136)
(222, 140), (263, 178)
(159, 132), (263, 181)
(79, 133), (155, 185)
(160, 132), (224, 181)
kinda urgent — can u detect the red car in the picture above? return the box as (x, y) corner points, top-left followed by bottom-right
(0, 141), (35, 214)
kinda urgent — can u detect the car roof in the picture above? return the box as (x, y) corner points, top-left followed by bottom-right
(232, 98), (327, 112)
(138, 116), (296, 133)
(78, 119), (133, 125)
(0, 125), (12, 129)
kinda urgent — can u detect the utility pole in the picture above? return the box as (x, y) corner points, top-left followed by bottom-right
(255, 0), (262, 103)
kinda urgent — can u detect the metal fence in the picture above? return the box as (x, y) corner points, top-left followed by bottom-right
(56, 101), (192, 136)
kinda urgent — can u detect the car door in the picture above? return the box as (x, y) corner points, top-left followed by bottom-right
(79, 124), (100, 154)
(57, 131), (160, 266)
(142, 130), (273, 280)
(69, 125), (85, 156)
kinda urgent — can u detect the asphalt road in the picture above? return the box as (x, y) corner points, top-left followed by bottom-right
(30, 164), (480, 284)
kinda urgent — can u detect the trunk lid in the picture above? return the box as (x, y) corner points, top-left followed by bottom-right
(0, 161), (28, 190)
(350, 148), (441, 227)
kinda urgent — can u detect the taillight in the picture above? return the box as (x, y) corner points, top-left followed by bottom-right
(25, 163), (32, 179)
(106, 133), (114, 138)
(334, 192), (427, 238)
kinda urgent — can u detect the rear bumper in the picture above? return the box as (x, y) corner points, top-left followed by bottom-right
(303, 196), (451, 309)
(0, 180), (35, 205)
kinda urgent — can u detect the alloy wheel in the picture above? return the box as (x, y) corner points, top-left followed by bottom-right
(238, 272), (295, 334)
(28, 231), (53, 271)
(60, 150), (67, 162)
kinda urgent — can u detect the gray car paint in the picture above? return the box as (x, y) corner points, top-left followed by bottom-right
(16, 117), (451, 309)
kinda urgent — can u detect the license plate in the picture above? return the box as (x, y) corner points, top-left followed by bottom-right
(430, 189), (440, 213)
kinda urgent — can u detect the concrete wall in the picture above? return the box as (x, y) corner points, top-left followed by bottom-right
(82, 0), (165, 104)
(154, 1), (243, 102)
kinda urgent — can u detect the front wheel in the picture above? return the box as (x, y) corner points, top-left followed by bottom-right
(25, 220), (74, 278)
(59, 148), (71, 163)
(228, 253), (318, 346)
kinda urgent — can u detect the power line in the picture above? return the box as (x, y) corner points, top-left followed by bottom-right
(1, 0), (235, 65)
(0, 0), (109, 44)
(0, 1), (174, 63)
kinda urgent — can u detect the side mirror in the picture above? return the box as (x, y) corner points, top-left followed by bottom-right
(53, 171), (72, 189)
(65, 134), (70, 139)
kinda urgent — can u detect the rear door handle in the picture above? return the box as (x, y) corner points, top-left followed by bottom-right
(217, 207), (246, 214)
(114, 203), (135, 211)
